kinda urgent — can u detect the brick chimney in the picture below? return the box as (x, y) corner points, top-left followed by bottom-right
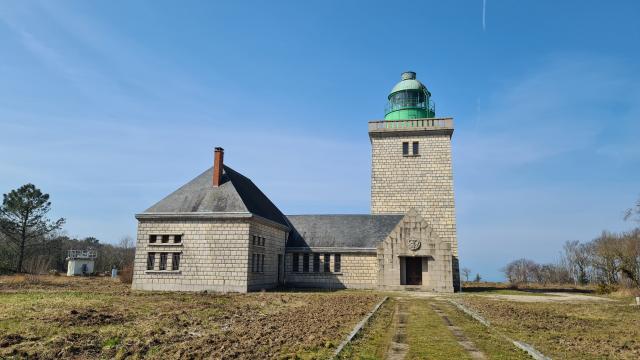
(213, 147), (224, 187)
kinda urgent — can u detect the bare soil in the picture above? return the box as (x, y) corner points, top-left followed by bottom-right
(0, 275), (381, 359)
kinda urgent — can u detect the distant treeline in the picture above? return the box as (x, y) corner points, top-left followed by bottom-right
(0, 183), (134, 275)
(0, 234), (135, 275)
(503, 228), (640, 288)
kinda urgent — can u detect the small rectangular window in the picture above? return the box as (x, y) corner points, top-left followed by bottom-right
(172, 253), (180, 270)
(174, 235), (182, 243)
(402, 142), (409, 156)
(313, 254), (320, 272)
(413, 141), (419, 155)
(252, 254), (256, 272)
(303, 254), (309, 273)
(334, 254), (341, 273)
(147, 252), (155, 270)
(324, 254), (330, 272)
(261, 254), (265, 272)
(161, 235), (169, 243)
(292, 253), (299, 272)
(159, 253), (167, 270)
(149, 235), (157, 243)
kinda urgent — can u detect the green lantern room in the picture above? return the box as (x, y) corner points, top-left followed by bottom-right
(384, 71), (435, 120)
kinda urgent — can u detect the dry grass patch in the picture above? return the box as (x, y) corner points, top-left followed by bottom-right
(0, 275), (381, 359)
(460, 296), (640, 359)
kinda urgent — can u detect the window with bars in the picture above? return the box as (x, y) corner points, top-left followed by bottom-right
(159, 253), (168, 270)
(334, 254), (341, 273)
(324, 254), (330, 272)
(402, 142), (409, 156)
(146, 252), (155, 270)
(172, 253), (180, 270)
(303, 254), (309, 273)
(413, 141), (419, 155)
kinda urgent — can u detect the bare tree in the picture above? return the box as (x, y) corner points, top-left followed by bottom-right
(462, 267), (471, 282)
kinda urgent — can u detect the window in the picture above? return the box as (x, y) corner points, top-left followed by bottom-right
(252, 235), (256, 245)
(413, 141), (419, 155)
(172, 253), (180, 270)
(174, 235), (182, 243)
(147, 252), (155, 270)
(334, 254), (341, 273)
(303, 254), (309, 273)
(402, 142), (409, 156)
(260, 254), (265, 272)
(149, 235), (157, 243)
(313, 254), (320, 272)
(324, 254), (330, 272)
(159, 253), (168, 270)
(161, 235), (169, 243)
(292, 253), (299, 272)
(252, 254), (256, 272)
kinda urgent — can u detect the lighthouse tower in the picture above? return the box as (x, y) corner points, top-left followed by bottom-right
(369, 71), (459, 290)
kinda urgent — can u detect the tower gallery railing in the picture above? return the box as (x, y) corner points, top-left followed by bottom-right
(368, 118), (453, 131)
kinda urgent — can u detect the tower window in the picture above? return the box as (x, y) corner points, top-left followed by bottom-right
(402, 142), (409, 156)
(413, 142), (419, 155)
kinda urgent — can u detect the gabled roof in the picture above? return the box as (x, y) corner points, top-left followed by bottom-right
(141, 165), (289, 228)
(286, 214), (404, 248)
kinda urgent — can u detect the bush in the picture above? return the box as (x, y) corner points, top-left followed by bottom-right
(595, 283), (618, 294)
(118, 265), (133, 284)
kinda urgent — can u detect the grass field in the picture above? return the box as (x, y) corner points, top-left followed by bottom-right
(0, 275), (380, 359)
(459, 295), (640, 359)
(2, 276), (639, 359)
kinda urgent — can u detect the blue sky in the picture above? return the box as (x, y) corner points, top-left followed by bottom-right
(1, 1), (639, 280)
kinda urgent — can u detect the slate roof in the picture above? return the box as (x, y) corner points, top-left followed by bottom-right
(142, 165), (289, 228)
(286, 214), (404, 248)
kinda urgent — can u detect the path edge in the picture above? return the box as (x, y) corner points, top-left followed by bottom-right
(448, 299), (552, 360)
(333, 296), (389, 358)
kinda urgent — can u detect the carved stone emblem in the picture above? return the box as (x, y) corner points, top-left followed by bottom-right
(408, 238), (421, 251)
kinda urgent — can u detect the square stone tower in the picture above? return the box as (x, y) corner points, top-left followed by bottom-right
(369, 72), (459, 290)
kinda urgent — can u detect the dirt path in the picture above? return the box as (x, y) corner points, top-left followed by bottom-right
(479, 292), (615, 303)
(386, 299), (409, 360)
(431, 304), (487, 360)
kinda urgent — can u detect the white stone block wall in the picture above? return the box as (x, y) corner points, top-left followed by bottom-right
(132, 218), (252, 292)
(247, 221), (287, 291)
(284, 252), (378, 289)
(370, 130), (459, 289)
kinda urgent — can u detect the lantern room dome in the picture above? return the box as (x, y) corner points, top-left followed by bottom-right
(388, 71), (430, 98)
(384, 71), (435, 120)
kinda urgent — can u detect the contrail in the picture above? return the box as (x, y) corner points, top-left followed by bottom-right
(482, 0), (487, 31)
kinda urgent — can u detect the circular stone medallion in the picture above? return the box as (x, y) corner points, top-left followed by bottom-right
(408, 239), (421, 251)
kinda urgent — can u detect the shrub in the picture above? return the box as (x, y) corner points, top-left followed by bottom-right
(118, 265), (133, 284)
(595, 283), (618, 294)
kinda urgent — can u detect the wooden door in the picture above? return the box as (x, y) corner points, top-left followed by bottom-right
(405, 257), (422, 285)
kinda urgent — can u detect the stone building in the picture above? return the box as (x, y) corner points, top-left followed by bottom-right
(132, 71), (459, 292)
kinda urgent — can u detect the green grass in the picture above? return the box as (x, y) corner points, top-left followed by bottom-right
(404, 299), (471, 359)
(435, 301), (530, 359)
(337, 298), (396, 359)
